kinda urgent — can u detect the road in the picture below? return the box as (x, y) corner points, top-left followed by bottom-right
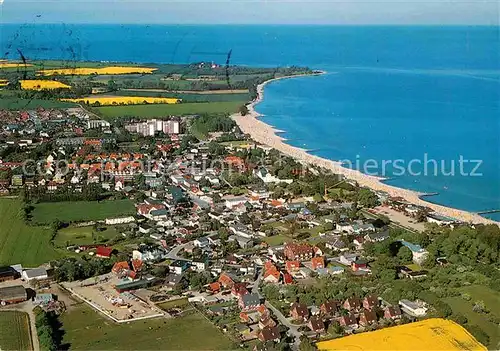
(1, 302), (40, 351)
(265, 301), (302, 350)
(165, 243), (191, 261)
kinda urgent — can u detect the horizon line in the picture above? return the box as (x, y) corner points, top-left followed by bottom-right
(1, 22), (499, 26)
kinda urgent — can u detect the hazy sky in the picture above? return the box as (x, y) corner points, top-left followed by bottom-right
(1, 0), (498, 25)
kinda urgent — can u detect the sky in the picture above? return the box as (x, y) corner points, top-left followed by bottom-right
(0, 0), (498, 25)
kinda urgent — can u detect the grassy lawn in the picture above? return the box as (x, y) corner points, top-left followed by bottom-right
(96, 101), (242, 119)
(0, 199), (61, 266)
(31, 199), (135, 224)
(444, 285), (500, 348)
(157, 298), (189, 310)
(0, 311), (33, 351)
(60, 304), (235, 350)
(263, 235), (288, 246)
(54, 225), (120, 248)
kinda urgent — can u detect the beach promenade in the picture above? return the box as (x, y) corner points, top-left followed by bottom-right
(232, 73), (497, 226)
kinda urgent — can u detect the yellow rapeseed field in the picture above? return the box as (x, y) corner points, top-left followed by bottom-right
(0, 62), (33, 69)
(316, 319), (486, 351)
(38, 66), (157, 76)
(61, 96), (181, 106)
(20, 80), (71, 90)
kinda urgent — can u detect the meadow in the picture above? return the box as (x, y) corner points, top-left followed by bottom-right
(60, 304), (235, 350)
(96, 101), (242, 119)
(54, 225), (121, 248)
(0, 311), (33, 351)
(316, 318), (486, 351)
(445, 285), (500, 348)
(31, 199), (136, 224)
(20, 80), (71, 90)
(62, 96), (180, 105)
(0, 199), (61, 266)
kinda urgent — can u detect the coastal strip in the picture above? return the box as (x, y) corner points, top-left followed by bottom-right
(231, 72), (498, 225)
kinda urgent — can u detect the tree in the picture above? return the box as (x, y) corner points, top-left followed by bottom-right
(262, 284), (281, 301)
(357, 188), (378, 208)
(397, 246), (413, 264)
(239, 104), (249, 116)
(299, 336), (317, 351)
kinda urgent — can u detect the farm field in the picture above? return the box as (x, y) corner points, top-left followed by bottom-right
(0, 311), (33, 351)
(60, 304), (235, 350)
(0, 199), (60, 266)
(38, 66), (157, 76)
(445, 285), (500, 348)
(0, 97), (76, 110)
(62, 96), (180, 105)
(54, 225), (121, 248)
(96, 101), (242, 119)
(31, 199), (135, 224)
(316, 318), (486, 351)
(20, 79), (71, 90)
(113, 89), (251, 103)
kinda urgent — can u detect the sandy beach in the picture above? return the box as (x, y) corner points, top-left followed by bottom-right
(232, 72), (497, 225)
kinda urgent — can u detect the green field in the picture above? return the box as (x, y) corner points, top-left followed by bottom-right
(111, 89), (251, 103)
(157, 298), (190, 311)
(31, 199), (135, 224)
(0, 96), (76, 110)
(96, 101), (242, 119)
(54, 225), (120, 248)
(60, 304), (235, 350)
(0, 199), (60, 266)
(0, 311), (33, 351)
(445, 285), (500, 348)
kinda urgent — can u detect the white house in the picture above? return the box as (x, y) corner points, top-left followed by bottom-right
(253, 167), (293, 184)
(399, 299), (428, 317)
(105, 216), (136, 225)
(223, 195), (247, 209)
(400, 240), (429, 264)
(22, 268), (48, 281)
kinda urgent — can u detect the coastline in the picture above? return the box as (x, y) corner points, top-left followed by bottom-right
(231, 72), (498, 225)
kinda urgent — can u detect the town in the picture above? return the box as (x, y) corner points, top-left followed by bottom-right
(0, 104), (498, 351)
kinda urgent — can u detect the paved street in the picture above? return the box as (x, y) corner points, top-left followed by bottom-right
(265, 301), (302, 350)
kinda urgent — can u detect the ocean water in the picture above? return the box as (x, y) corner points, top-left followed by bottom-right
(1, 25), (499, 219)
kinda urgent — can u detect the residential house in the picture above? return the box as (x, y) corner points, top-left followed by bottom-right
(364, 230), (390, 243)
(399, 299), (428, 317)
(290, 302), (309, 322)
(258, 315), (277, 329)
(351, 259), (369, 272)
(254, 167), (293, 184)
(132, 245), (166, 263)
(338, 313), (358, 329)
(239, 293), (260, 311)
(325, 238), (348, 252)
(363, 294), (379, 311)
(359, 309), (378, 326)
(258, 326), (281, 343)
(399, 240), (429, 264)
(218, 272), (235, 289)
(284, 243), (314, 261)
(308, 316), (326, 333)
(285, 261), (301, 275)
(384, 306), (402, 320)
(311, 256), (325, 271)
(231, 283), (249, 298)
(343, 297), (362, 311)
(339, 253), (358, 266)
(320, 301), (338, 317)
(169, 260), (189, 275)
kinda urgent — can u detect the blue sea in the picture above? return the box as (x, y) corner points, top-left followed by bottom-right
(1, 24), (499, 220)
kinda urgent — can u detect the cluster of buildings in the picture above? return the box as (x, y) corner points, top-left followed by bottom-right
(124, 119), (180, 137)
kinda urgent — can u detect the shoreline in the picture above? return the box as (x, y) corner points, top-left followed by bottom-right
(231, 72), (498, 226)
